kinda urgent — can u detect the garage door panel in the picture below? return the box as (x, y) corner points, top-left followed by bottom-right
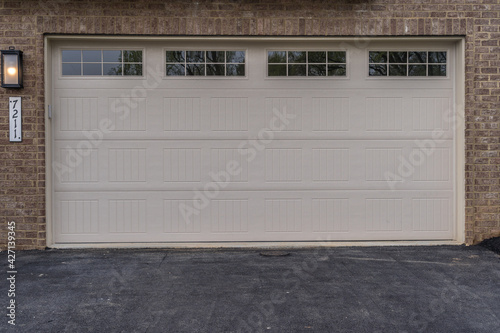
(54, 195), (101, 237)
(358, 139), (454, 189)
(53, 138), (453, 192)
(163, 96), (202, 131)
(53, 91), (454, 141)
(53, 189), (454, 243)
(53, 146), (100, 184)
(361, 191), (454, 237)
(209, 97), (249, 132)
(311, 96), (351, 132)
(209, 198), (249, 234)
(365, 96), (404, 132)
(107, 97), (148, 132)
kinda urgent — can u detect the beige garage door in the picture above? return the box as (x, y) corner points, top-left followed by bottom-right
(51, 39), (456, 244)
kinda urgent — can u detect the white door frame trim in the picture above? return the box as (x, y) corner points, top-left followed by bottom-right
(44, 36), (466, 247)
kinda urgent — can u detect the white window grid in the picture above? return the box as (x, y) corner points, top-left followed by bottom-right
(368, 51), (447, 77)
(267, 50), (347, 77)
(61, 49), (143, 76)
(165, 50), (246, 77)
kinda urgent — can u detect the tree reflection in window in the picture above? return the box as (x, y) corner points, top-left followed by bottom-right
(267, 50), (346, 77)
(104, 50), (142, 76)
(369, 51), (447, 77)
(62, 49), (143, 76)
(166, 50), (246, 77)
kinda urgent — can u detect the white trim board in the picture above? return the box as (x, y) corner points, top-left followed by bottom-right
(45, 36), (466, 247)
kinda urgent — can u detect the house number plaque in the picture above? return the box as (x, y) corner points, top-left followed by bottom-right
(9, 97), (21, 142)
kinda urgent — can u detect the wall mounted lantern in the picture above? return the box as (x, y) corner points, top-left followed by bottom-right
(1, 47), (23, 88)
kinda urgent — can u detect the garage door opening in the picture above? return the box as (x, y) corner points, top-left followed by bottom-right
(47, 37), (464, 245)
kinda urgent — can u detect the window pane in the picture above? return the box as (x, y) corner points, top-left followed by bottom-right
(428, 52), (446, 63)
(369, 51), (387, 63)
(226, 64), (245, 76)
(83, 63), (102, 75)
(268, 51), (286, 63)
(369, 64), (387, 76)
(103, 50), (122, 62)
(288, 51), (306, 63)
(288, 64), (306, 76)
(226, 51), (245, 63)
(166, 51), (185, 63)
(409, 51), (427, 63)
(408, 65), (426, 76)
(308, 64), (326, 76)
(268, 64), (286, 76)
(186, 51), (204, 63)
(389, 52), (407, 63)
(62, 50), (81, 63)
(206, 51), (225, 63)
(328, 51), (346, 63)
(123, 50), (142, 63)
(206, 64), (225, 75)
(62, 63), (81, 75)
(124, 64), (142, 76)
(428, 65), (446, 76)
(328, 64), (346, 76)
(389, 65), (407, 76)
(82, 50), (101, 62)
(308, 52), (326, 63)
(103, 63), (122, 75)
(166, 64), (185, 76)
(186, 64), (205, 75)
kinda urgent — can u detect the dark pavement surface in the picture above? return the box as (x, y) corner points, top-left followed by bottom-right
(1, 245), (500, 332)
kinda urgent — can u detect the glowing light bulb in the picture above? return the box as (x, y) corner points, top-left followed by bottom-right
(7, 67), (16, 76)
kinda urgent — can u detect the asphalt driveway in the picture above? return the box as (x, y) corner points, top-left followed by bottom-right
(2, 245), (500, 332)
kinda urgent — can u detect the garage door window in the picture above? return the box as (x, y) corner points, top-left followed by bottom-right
(267, 51), (346, 77)
(369, 51), (447, 77)
(62, 50), (143, 76)
(166, 50), (246, 77)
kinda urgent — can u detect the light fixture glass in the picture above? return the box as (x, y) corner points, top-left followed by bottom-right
(1, 49), (23, 88)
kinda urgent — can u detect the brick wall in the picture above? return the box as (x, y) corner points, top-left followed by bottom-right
(0, 0), (499, 249)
